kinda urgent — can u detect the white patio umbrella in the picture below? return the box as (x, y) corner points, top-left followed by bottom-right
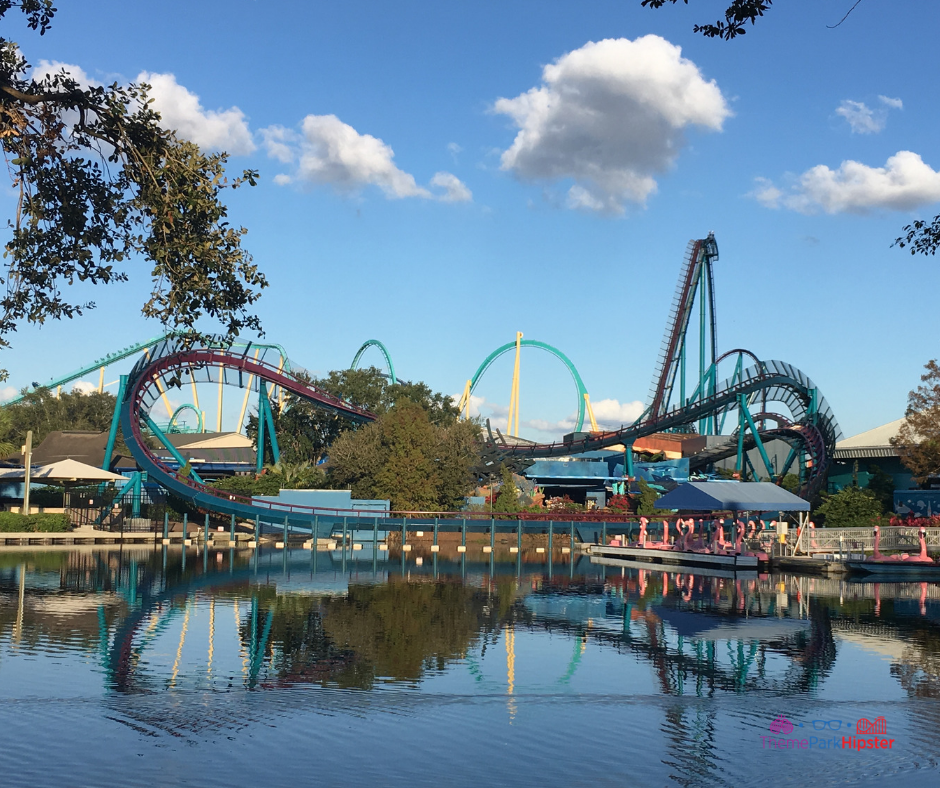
(0, 459), (125, 483)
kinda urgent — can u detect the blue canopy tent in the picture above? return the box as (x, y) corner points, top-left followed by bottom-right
(654, 482), (809, 513)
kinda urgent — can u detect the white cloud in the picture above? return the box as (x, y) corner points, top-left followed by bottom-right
(32, 60), (96, 87)
(260, 125), (298, 163)
(754, 151), (940, 214)
(493, 36), (730, 214)
(589, 398), (646, 430)
(263, 114), (469, 202)
(30, 62), (255, 155)
(431, 171), (472, 202)
(457, 393), (643, 437)
(836, 96), (902, 135)
(272, 173), (292, 186)
(71, 381), (97, 395)
(749, 176), (784, 209)
(447, 142), (463, 156)
(137, 71), (255, 154)
(0, 385), (16, 404)
(836, 100), (883, 134)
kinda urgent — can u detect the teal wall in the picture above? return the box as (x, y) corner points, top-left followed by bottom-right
(828, 456), (913, 499)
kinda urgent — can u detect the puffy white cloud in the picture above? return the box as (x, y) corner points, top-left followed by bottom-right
(431, 171), (472, 202)
(879, 95), (903, 110)
(32, 60), (96, 87)
(137, 71), (255, 154)
(294, 114), (429, 198)
(754, 151), (940, 214)
(263, 114), (469, 202)
(588, 398), (646, 430)
(836, 100), (883, 134)
(31, 62), (255, 155)
(493, 36), (730, 214)
(71, 381), (97, 395)
(0, 385), (16, 404)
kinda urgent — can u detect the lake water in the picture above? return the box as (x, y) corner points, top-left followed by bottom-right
(1, 546), (939, 787)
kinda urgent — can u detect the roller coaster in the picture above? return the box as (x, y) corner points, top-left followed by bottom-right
(481, 234), (841, 497)
(4, 233), (839, 529)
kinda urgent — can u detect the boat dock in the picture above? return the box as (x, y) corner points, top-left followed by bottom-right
(588, 544), (758, 570)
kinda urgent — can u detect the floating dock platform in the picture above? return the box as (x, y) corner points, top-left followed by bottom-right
(588, 544), (758, 570)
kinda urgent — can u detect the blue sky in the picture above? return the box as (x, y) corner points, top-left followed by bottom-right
(3, 0), (938, 441)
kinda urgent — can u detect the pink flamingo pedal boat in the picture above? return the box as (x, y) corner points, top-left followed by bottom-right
(846, 526), (940, 577)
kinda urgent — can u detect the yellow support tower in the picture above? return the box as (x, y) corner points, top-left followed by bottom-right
(584, 393), (599, 432)
(506, 332), (523, 436)
(457, 379), (472, 419)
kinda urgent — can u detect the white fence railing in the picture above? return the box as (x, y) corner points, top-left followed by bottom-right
(792, 526), (940, 555)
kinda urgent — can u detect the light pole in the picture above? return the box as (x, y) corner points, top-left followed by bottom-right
(21, 430), (32, 515)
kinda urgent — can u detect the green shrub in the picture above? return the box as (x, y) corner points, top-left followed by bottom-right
(28, 513), (71, 532)
(0, 511), (71, 532)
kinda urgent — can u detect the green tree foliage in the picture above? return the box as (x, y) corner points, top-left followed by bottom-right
(247, 367), (462, 465)
(492, 466), (521, 514)
(779, 473), (800, 493)
(891, 360), (940, 485)
(866, 464), (896, 512)
(814, 486), (883, 528)
(641, 0), (774, 40)
(0, 2), (266, 377)
(635, 478), (660, 516)
(328, 401), (480, 512)
(0, 387), (123, 448)
(210, 461), (325, 497)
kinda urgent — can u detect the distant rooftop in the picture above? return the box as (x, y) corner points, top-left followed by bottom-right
(834, 418), (906, 459)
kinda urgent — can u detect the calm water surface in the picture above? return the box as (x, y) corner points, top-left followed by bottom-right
(1, 545), (939, 787)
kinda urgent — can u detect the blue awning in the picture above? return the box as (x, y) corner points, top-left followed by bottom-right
(653, 481), (809, 512)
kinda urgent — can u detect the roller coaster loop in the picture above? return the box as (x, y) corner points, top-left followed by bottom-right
(167, 403), (204, 433)
(457, 339), (592, 433)
(120, 336), (376, 531)
(350, 339), (397, 385)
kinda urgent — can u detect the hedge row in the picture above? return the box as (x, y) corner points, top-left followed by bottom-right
(0, 512), (72, 533)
